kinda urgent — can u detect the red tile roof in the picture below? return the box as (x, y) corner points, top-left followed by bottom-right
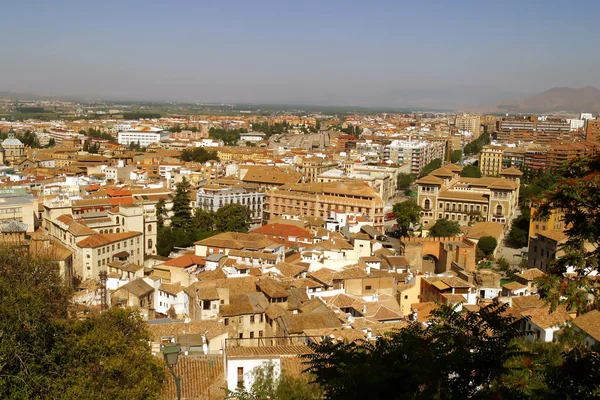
(162, 254), (205, 268)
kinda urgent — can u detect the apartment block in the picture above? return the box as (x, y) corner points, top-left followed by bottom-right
(197, 182), (265, 227)
(455, 114), (481, 139)
(264, 181), (385, 232)
(416, 164), (521, 229)
(479, 145), (505, 176)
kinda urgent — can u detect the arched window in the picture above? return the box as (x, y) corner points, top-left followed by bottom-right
(147, 224), (152, 232)
(424, 199), (431, 210)
(116, 228), (120, 233)
(116, 216), (119, 224)
(148, 239), (153, 249)
(496, 204), (503, 216)
(109, 229), (113, 233)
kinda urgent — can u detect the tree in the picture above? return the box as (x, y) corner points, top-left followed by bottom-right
(215, 203), (251, 233)
(392, 201), (421, 235)
(450, 149), (462, 163)
(304, 302), (525, 400)
(420, 158), (442, 177)
(179, 147), (218, 163)
(53, 308), (166, 400)
(535, 155), (600, 312)
(428, 218), (461, 237)
(155, 198), (167, 228)
(0, 246), (165, 399)
(171, 177), (192, 229)
(478, 236), (498, 256)
(192, 208), (214, 232)
(226, 362), (323, 400)
(397, 173), (416, 190)
(460, 164), (482, 178)
(507, 215), (529, 248)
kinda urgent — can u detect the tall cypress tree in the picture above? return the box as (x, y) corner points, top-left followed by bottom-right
(171, 177), (192, 229)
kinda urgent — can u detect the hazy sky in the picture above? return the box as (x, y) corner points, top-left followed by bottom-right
(1, 0), (600, 106)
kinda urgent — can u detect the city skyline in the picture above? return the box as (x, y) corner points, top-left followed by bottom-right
(2, 1), (600, 107)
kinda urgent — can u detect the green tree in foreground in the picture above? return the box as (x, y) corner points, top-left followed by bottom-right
(392, 200), (421, 235)
(420, 158), (442, 177)
(0, 246), (165, 399)
(226, 362), (323, 400)
(304, 302), (525, 400)
(477, 236), (498, 257)
(215, 203), (252, 233)
(428, 218), (461, 237)
(536, 155), (600, 312)
(155, 198), (167, 229)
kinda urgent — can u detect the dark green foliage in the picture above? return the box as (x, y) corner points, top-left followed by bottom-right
(215, 203), (252, 233)
(460, 164), (482, 178)
(463, 131), (491, 155)
(477, 236), (498, 256)
(84, 127), (114, 141)
(208, 127), (247, 145)
(392, 201), (421, 235)
(170, 177), (192, 229)
(397, 172), (417, 189)
(180, 147), (218, 163)
(304, 302), (525, 400)
(52, 308), (165, 400)
(155, 198), (167, 228)
(19, 107), (45, 113)
(0, 247), (165, 399)
(192, 208), (215, 232)
(19, 130), (41, 148)
(250, 121), (289, 138)
(536, 155), (600, 312)
(128, 141), (145, 152)
(428, 218), (461, 237)
(450, 149), (462, 163)
(420, 158), (442, 177)
(507, 214), (529, 248)
(497, 257), (510, 271)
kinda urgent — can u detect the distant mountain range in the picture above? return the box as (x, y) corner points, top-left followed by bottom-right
(476, 86), (600, 114)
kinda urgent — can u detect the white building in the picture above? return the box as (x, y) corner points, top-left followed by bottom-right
(240, 132), (266, 143)
(117, 127), (169, 147)
(197, 184), (265, 227)
(568, 119), (585, 131)
(384, 140), (445, 175)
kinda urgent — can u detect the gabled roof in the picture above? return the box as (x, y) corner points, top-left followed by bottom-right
(194, 232), (275, 249)
(114, 278), (153, 298)
(415, 175), (444, 185)
(77, 231), (142, 248)
(572, 310), (600, 342)
(500, 167), (524, 176)
(162, 254), (206, 268)
(516, 268), (546, 281)
(220, 292), (268, 317)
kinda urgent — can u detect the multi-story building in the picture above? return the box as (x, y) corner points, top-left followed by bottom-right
(296, 157), (337, 183)
(0, 188), (38, 233)
(77, 231), (144, 281)
(416, 164), (521, 229)
(117, 127), (169, 147)
(501, 147), (526, 170)
(527, 229), (567, 272)
(197, 182), (265, 228)
(384, 140), (445, 175)
(455, 114), (481, 139)
(264, 181), (385, 232)
(528, 207), (566, 245)
(479, 145), (505, 176)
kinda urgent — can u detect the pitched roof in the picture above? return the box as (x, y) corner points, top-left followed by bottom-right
(226, 345), (313, 358)
(516, 268), (546, 281)
(162, 254), (206, 268)
(220, 293), (268, 317)
(500, 167), (524, 176)
(519, 305), (571, 329)
(572, 310), (600, 342)
(538, 229), (568, 243)
(194, 232), (275, 249)
(114, 278), (153, 298)
(77, 231), (142, 248)
(252, 223), (313, 238)
(415, 175), (444, 185)
(503, 281), (527, 291)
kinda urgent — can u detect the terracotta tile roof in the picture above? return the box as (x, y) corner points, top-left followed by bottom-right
(519, 305), (571, 329)
(77, 231), (142, 248)
(288, 310), (342, 334)
(161, 355), (224, 400)
(256, 277), (288, 298)
(270, 262), (306, 278)
(465, 221), (504, 240)
(308, 268), (336, 287)
(516, 268), (546, 281)
(538, 229), (568, 243)
(410, 301), (437, 322)
(252, 223), (313, 238)
(162, 254), (205, 268)
(333, 265), (368, 280)
(226, 345), (313, 358)
(511, 295), (545, 309)
(572, 310), (600, 342)
(229, 249), (278, 261)
(220, 293), (268, 317)
(194, 232), (275, 249)
(113, 278), (153, 298)
(159, 282), (184, 295)
(503, 281), (527, 291)
(438, 190), (488, 203)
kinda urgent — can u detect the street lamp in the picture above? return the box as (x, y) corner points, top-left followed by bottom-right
(161, 343), (181, 400)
